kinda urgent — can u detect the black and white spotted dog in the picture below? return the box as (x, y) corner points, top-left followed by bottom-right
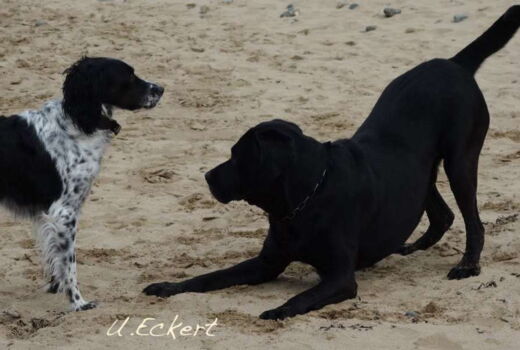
(0, 57), (163, 311)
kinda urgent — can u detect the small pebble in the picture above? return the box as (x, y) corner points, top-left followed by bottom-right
(223, 0), (233, 3)
(453, 14), (468, 23)
(16, 59), (30, 68)
(405, 311), (418, 318)
(200, 5), (210, 15)
(281, 4), (298, 18)
(365, 25), (377, 32)
(3, 310), (21, 319)
(349, 3), (358, 10)
(336, 0), (348, 9)
(35, 20), (47, 27)
(384, 7), (401, 17)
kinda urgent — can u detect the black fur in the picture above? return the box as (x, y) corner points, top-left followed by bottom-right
(144, 7), (519, 320)
(452, 5), (520, 74)
(62, 57), (164, 134)
(0, 115), (62, 216)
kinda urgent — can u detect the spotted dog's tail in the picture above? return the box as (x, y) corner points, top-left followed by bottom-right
(451, 5), (520, 75)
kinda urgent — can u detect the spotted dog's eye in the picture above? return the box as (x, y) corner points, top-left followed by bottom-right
(119, 75), (136, 91)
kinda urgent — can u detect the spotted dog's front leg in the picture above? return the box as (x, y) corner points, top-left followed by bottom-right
(36, 206), (96, 311)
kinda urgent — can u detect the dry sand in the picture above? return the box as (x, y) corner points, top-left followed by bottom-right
(1, 0), (519, 349)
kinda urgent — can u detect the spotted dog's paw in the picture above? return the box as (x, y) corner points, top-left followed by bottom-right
(73, 300), (98, 312)
(46, 282), (60, 294)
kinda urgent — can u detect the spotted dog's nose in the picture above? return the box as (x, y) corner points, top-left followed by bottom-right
(142, 83), (164, 108)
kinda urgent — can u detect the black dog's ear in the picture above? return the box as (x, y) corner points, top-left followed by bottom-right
(254, 120), (302, 154)
(270, 119), (303, 135)
(255, 127), (296, 166)
(62, 57), (103, 134)
(256, 128), (293, 146)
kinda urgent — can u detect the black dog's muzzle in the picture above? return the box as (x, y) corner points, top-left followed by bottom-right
(205, 162), (241, 204)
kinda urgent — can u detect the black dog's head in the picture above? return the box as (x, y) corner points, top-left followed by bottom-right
(62, 57), (164, 134)
(205, 119), (307, 210)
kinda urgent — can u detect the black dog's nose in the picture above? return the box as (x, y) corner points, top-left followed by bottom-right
(204, 170), (212, 183)
(151, 84), (164, 96)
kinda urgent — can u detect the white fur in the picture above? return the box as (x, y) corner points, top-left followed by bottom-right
(19, 100), (113, 311)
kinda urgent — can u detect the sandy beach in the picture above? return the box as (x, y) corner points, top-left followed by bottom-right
(0, 0), (519, 349)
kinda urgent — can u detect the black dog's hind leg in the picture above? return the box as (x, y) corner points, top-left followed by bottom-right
(441, 100), (489, 280)
(398, 184), (454, 255)
(143, 255), (289, 297)
(444, 152), (485, 279)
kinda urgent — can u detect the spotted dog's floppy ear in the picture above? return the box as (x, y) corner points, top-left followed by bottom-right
(62, 57), (105, 135)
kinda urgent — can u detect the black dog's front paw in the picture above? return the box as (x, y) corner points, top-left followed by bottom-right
(397, 243), (418, 256)
(143, 282), (183, 298)
(447, 264), (481, 280)
(259, 306), (297, 320)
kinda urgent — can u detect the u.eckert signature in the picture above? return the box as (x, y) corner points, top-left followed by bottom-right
(106, 316), (218, 339)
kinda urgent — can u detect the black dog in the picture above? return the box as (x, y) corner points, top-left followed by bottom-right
(144, 6), (519, 319)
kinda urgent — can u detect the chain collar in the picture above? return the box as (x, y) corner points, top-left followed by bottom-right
(281, 167), (328, 222)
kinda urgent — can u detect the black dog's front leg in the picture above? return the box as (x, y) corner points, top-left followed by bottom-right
(143, 255), (288, 297)
(259, 272), (357, 320)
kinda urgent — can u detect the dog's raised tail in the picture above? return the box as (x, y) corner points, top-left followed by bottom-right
(451, 5), (520, 74)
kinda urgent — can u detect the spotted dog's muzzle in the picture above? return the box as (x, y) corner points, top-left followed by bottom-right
(142, 83), (164, 109)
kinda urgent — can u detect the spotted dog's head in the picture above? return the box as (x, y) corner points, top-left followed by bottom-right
(62, 57), (164, 135)
(205, 119), (308, 211)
